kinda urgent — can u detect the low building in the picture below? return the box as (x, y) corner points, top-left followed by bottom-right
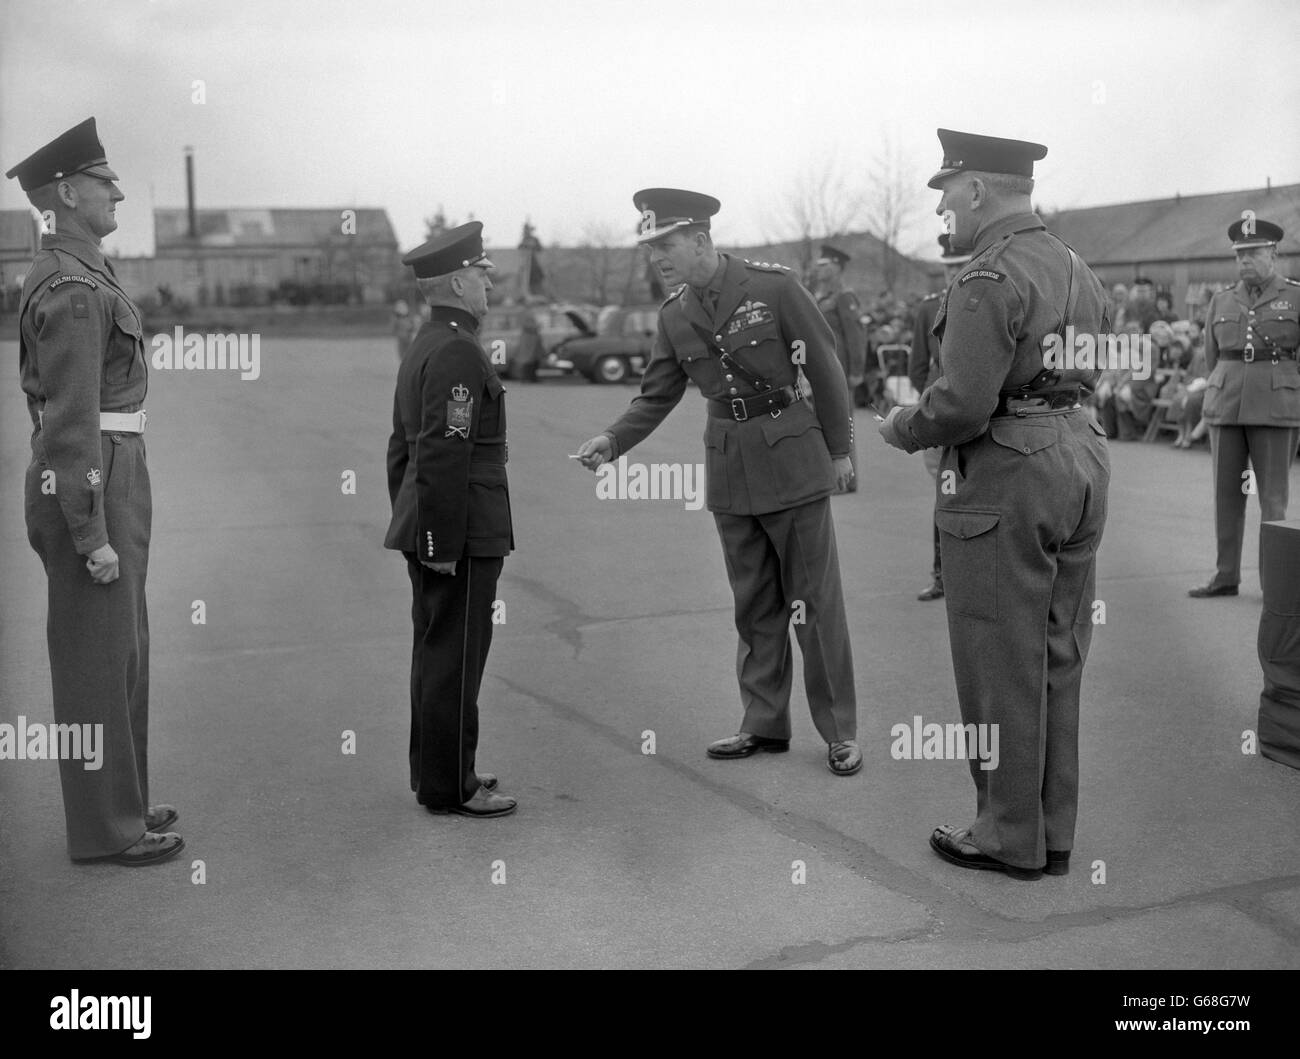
(1, 208), (41, 311)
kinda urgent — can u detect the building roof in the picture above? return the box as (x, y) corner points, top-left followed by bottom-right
(1043, 183), (1300, 265)
(0, 209), (40, 255)
(155, 208), (398, 249)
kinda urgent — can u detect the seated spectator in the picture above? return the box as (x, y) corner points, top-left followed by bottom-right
(1168, 320), (1209, 448)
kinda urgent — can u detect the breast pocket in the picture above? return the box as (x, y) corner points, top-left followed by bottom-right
(1212, 311), (1244, 349)
(935, 508), (1000, 621)
(106, 306), (144, 386)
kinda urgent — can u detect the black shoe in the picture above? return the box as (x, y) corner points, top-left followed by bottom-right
(1188, 583), (1238, 598)
(426, 788), (517, 818)
(145, 805), (178, 832)
(1045, 850), (1070, 876)
(929, 825), (1042, 881)
(917, 581), (944, 601)
(75, 832), (186, 867)
(706, 732), (790, 759)
(827, 740), (863, 776)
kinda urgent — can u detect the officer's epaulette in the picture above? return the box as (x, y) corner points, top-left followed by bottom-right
(975, 233), (1016, 269)
(662, 283), (688, 306)
(743, 259), (791, 273)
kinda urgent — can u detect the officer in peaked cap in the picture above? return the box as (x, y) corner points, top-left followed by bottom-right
(385, 220), (517, 817)
(576, 188), (862, 777)
(1190, 217), (1300, 598)
(7, 117), (183, 865)
(812, 244), (866, 493)
(906, 233), (972, 602)
(879, 129), (1111, 880)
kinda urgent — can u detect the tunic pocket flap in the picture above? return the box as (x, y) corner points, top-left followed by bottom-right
(935, 509), (1000, 540)
(758, 404), (819, 445)
(485, 374), (505, 397)
(112, 308), (142, 338)
(989, 419), (1058, 455)
(1270, 365), (1300, 390)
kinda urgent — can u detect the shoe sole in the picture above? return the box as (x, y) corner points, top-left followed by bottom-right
(828, 760), (863, 776)
(427, 804), (517, 818)
(706, 743), (790, 759)
(929, 833), (1042, 881)
(1188, 588), (1238, 597)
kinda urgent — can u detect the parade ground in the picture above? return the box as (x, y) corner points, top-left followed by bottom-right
(2, 334), (1299, 971)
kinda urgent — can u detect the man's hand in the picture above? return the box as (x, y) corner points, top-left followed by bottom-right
(575, 434), (613, 471)
(421, 560), (457, 575)
(877, 404), (909, 451)
(831, 455), (854, 491)
(86, 543), (119, 585)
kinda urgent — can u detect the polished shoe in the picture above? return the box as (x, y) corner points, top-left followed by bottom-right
(827, 740), (862, 776)
(478, 773), (498, 792)
(917, 581), (944, 601)
(1188, 583), (1238, 598)
(427, 788), (517, 818)
(145, 804), (178, 832)
(929, 824), (1042, 881)
(76, 831), (185, 867)
(706, 732), (790, 759)
(1045, 850), (1070, 876)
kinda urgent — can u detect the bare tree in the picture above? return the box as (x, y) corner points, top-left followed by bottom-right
(864, 130), (925, 293)
(769, 152), (868, 277)
(575, 221), (635, 305)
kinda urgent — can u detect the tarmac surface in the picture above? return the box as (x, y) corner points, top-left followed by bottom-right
(2, 335), (1299, 970)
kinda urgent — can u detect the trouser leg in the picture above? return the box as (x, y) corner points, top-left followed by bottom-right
(1210, 424), (1249, 588)
(714, 512), (793, 739)
(763, 498), (857, 743)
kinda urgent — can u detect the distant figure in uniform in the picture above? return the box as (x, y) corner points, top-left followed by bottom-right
(879, 129), (1110, 880)
(576, 189), (861, 776)
(391, 298), (419, 358)
(7, 118), (182, 866)
(1189, 218), (1300, 598)
(906, 233), (971, 601)
(812, 244), (865, 492)
(385, 221), (517, 817)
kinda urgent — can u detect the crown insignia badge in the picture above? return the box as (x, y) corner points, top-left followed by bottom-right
(451, 384), (470, 402)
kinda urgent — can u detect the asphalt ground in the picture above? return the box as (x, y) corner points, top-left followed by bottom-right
(2, 335), (1299, 970)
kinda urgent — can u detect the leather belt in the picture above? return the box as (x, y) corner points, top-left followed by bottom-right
(1217, 347), (1298, 363)
(707, 385), (802, 421)
(990, 389), (1081, 419)
(38, 409), (147, 434)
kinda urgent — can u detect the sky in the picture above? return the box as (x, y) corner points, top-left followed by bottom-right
(2, 0), (1297, 262)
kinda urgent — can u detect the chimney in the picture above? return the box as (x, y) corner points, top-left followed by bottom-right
(185, 146), (197, 240)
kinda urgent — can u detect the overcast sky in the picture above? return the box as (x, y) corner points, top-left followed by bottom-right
(2, 0), (1297, 261)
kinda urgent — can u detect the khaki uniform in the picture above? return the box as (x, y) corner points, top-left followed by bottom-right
(890, 213), (1110, 869)
(603, 253), (857, 742)
(1201, 273), (1300, 589)
(20, 231), (152, 859)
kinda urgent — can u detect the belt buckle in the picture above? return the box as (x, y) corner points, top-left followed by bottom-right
(730, 398), (749, 422)
(136, 410), (147, 432)
(1243, 344), (1255, 364)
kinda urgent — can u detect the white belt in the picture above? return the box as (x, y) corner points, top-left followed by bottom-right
(37, 410), (147, 434)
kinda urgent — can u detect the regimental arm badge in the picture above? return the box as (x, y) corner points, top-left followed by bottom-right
(446, 383), (473, 439)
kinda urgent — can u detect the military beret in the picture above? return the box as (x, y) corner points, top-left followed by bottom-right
(401, 221), (494, 278)
(4, 117), (119, 192)
(927, 128), (1047, 189)
(817, 244), (851, 268)
(938, 233), (972, 264)
(1228, 217), (1283, 250)
(633, 188), (720, 244)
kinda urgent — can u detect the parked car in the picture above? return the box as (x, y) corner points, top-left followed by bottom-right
(548, 304), (660, 384)
(479, 303), (595, 380)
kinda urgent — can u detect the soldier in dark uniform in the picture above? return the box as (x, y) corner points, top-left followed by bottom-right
(7, 118), (182, 865)
(1189, 218), (1300, 598)
(385, 222), (517, 817)
(813, 244), (865, 493)
(879, 130), (1110, 880)
(906, 234), (971, 601)
(576, 189), (861, 776)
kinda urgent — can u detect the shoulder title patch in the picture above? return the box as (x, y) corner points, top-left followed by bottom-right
(958, 269), (1006, 286)
(49, 275), (98, 291)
